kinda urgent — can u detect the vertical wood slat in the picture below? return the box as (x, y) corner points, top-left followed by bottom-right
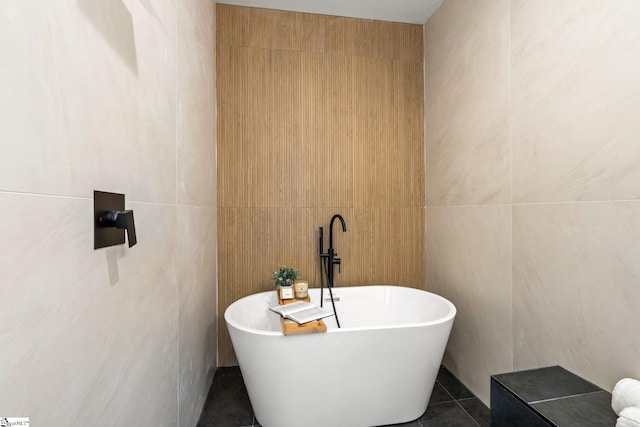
(218, 4), (423, 59)
(302, 52), (353, 207)
(217, 5), (424, 366)
(217, 4), (329, 52)
(352, 56), (398, 208)
(398, 59), (426, 206)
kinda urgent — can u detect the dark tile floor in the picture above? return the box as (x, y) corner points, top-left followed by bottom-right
(197, 366), (490, 427)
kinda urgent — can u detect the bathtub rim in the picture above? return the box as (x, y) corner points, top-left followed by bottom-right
(224, 285), (456, 336)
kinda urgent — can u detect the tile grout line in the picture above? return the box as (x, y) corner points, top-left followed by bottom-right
(454, 399), (482, 427)
(436, 379), (458, 403)
(438, 376), (487, 427)
(528, 389), (605, 405)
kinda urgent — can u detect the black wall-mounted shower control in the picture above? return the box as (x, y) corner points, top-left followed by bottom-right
(94, 191), (137, 249)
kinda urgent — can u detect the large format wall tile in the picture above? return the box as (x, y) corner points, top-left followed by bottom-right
(1, 0), (216, 424)
(178, 205), (218, 427)
(425, 0), (510, 206)
(0, 194), (178, 426)
(0, 0), (177, 204)
(425, 0), (640, 408)
(353, 57), (425, 207)
(177, 0), (217, 207)
(350, 208), (426, 286)
(216, 5), (423, 60)
(176, 1), (218, 424)
(513, 202), (640, 389)
(217, 45), (304, 208)
(301, 52), (353, 208)
(427, 205), (512, 404)
(511, 1), (640, 203)
(217, 5), (311, 52)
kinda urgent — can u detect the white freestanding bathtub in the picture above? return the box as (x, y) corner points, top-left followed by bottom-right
(224, 285), (456, 427)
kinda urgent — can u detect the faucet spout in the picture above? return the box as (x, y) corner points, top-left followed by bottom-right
(325, 214), (347, 290)
(329, 214), (347, 250)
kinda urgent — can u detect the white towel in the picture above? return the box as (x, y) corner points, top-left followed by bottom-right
(613, 379), (640, 415)
(617, 406), (640, 427)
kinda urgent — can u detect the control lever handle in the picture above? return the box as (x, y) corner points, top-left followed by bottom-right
(100, 210), (137, 247)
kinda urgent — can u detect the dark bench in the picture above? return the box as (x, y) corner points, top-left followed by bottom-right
(491, 366), (617, 426)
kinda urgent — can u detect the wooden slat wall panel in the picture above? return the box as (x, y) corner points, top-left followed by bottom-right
(217, 5), (425, 366)
(216, 4), (244, 47)
(255, 48), (303, 207)
(298, 12), (328, 53)
(352, 56), (399, 207)
(218, 4), (423, 59)
(325, 16), (357, 56)
(398, 59), (426, 206)
(216, 46), (250, 208)
(325, 16), (423, 60)
(350, 208), (426, 286)
(217, 4), (329, 53)
(396, 24), (424, 62)
(245, 8), (300, 50)
(302, 52), (353, 207)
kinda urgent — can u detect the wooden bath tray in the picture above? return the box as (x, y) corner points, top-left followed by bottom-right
(277, 291), (327, 336)
(280, 317), (327, 335)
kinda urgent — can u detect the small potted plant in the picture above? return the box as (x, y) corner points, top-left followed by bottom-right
(272, 266), (299, 300)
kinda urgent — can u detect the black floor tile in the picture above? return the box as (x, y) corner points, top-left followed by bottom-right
(419, 401), (479, 427)
(430, 382), (455, 406)
(437, 367), (475, 400)
(199, 365), (489, 427)
(458, 398), (490, 427)
(197, 367), (254, 427)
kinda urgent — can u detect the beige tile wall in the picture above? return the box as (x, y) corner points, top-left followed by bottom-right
(0, 1), (216, 425)
(425, 0), (510, 206)
(427, 205), (512, 403)
(426, 0), (640, 405)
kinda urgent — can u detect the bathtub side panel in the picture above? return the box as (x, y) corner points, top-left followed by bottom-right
(228, 319), (454, 427)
